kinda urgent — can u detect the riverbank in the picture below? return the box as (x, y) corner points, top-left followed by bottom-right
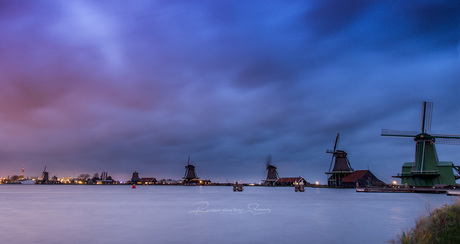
(392, 198), (460, 244)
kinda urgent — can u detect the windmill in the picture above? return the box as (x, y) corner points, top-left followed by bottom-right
(39, 166), (49, 184)
(325, 133), (354, 187)
(183, 156), (199, 182)
(263, 155), (279, 186)
(382, 101), (460, 187)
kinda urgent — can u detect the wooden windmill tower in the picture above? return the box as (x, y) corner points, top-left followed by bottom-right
(183, 156), (199, 183)
(263, 155), (279, 186)
(382, 101), (460, 187)
(325, 133), (354, 187)
(39, 166), (49, 184)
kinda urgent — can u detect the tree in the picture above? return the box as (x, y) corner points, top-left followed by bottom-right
(92, 173), (100, 182)
(10, 175), (19, 182)
(78, 174), (90, 180)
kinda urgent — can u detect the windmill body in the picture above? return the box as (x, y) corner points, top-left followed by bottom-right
(39, 166), (49, 184)
(325, 133), (354, 187)
(382, 102), (460, 187)
(263, 155), (279, 186)
(183, 156), (199, 183)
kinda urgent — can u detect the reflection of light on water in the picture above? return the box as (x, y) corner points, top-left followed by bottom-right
(390, 206), (406, 222)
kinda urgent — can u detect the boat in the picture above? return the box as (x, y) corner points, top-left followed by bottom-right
(17, 179), (35, 185)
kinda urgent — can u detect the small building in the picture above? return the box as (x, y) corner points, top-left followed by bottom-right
(182, 178), (211, 185)
(276, 177), (308, 186)
(340, 170), (385, 188)
(96, 180), (115, 185)
(140, 177), (157, 185)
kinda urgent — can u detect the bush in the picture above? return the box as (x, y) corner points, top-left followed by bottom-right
(392, 199), (460, 244)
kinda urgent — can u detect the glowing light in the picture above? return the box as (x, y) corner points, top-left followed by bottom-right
(315, 181), (319, 185)
(392, 181), (397, 185)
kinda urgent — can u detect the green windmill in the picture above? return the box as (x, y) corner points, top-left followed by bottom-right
(382, 101), (460, 187)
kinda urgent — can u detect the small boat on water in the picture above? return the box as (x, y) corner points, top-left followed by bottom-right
(233, 181), (244, 192)
(17, 179), (35, 185)
(294, 181), (305, 192)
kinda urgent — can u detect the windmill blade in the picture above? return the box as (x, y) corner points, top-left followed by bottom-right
(420, 101), (433, 133)
(333, 133), (339, 153)
(431, 134), (460, 145)
(423, 102), (433, 133)
(346, 157), (354, 172)
(265, 154), (272, 168)
(328, 134), (339, 172)
(328, 153), (334, 172)
(381, 129), (419, 137)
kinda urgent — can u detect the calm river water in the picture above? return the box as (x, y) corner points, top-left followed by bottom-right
(0, 185), (457, 244)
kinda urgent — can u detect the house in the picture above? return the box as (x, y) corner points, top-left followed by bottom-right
(140, 177), (157, 185)
(276, 177), (308, 186)
(96, 179), (114, 185)
(340, 170), (385, 188)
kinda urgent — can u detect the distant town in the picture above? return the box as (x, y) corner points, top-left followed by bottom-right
(0, 164), (216, 186)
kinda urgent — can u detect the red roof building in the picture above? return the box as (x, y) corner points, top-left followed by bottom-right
(341, 170), (384, 188)
(140, 177), (157, 185)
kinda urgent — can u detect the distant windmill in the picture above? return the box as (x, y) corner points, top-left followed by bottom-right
(382, 101), (460, 186)
(325, 133), (354, 187)
(183, 156), (199, 182)
(39, 166), (49, 184)
(263, 155), (279, 186)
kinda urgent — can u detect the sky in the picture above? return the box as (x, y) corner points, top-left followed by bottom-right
(0, 0), (460, 183)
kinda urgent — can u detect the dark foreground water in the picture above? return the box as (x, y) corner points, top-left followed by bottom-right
(0, 185), (457, 244)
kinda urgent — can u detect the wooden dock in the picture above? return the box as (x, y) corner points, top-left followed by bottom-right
(356, 187), (449, 194)
(447, 190), (460, 196)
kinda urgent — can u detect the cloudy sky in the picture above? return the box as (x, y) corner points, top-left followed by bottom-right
(1, 0), (459, 183)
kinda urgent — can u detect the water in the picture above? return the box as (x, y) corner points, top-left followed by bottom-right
(0, 185), (457, 244)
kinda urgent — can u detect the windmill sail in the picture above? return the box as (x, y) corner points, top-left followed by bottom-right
(327, 133), (339, 171)
(421, 101), (433, 133)
(381, 129), (419, 137)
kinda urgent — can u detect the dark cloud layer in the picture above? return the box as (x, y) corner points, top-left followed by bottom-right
(0, 0), (459, 183)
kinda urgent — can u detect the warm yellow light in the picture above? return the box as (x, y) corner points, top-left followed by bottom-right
(315, 181), (319, 185)
(392, 181), (397, 185)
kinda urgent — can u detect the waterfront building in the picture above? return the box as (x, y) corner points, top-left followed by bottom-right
(262, 155), (279, 186)
(340, 170), (384, 188)
(276, 177), (308, 186)
(325, 133), (354, 188)
(140, 178), (157, 185)
(131, 171), (141, 183)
